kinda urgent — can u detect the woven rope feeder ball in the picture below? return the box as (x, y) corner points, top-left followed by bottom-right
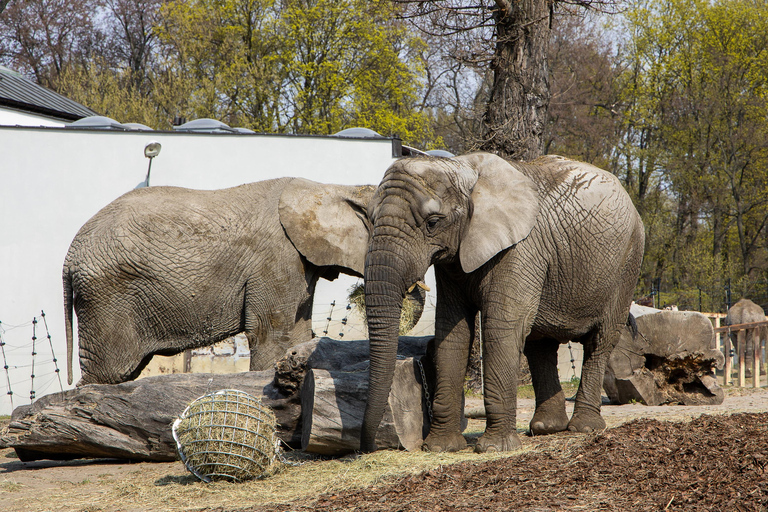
(172, 389), (281, 482)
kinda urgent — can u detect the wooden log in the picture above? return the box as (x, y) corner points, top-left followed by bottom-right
(274, 336), (433, 396)
(604, 311), (725, 406)
(300, 357), (432, 455)
(1, 336), (436, 462)
(0, 371), (301, 462)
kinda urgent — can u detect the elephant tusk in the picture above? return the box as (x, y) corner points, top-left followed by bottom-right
(407, 281), (431, 293)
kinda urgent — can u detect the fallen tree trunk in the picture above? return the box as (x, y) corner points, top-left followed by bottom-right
(604, 310), (725, 406)
(0, 371), (293, 462)
(0, 336), (436, 461)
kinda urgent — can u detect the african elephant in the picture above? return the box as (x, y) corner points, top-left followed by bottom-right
(63, 178), (373, 385)
(360, 153), (644, 453)
(725, 298), (766, 374)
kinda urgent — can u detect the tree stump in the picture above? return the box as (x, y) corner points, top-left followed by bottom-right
(604, 310), (725, 406)
(301, 358), (429, 455)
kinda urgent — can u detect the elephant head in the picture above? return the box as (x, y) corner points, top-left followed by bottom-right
(278, 178), (373, 278)
(360, 153), (540, 451)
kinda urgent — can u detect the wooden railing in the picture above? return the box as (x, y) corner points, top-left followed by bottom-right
(712, 318), (768, 388)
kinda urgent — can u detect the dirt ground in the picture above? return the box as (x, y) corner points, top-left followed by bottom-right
(2, 387), (767, 512)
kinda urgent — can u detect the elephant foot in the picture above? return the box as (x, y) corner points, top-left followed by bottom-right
(474, 431), (522, 453)
(530, 391), (569, 435)
(567, 410), (606, 433)
(422, 431), (467, 452)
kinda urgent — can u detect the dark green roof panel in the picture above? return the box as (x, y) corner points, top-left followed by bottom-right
(0, 66), (96, 121)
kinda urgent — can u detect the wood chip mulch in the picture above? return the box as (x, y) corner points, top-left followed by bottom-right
(244, 413), (768, 511)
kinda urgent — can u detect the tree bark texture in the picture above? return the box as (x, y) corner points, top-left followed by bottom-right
(301, 358), (430, 455)
(480, 0), (551, 161)
(604, 311), (725, 406)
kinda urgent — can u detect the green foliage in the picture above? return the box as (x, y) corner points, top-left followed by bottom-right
(16, 0), (434, 145)
(550, 0), (768, 308)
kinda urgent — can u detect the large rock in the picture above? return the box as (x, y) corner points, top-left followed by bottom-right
(604, 310), (725, 406)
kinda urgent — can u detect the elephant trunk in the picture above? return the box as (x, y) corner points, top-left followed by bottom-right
(360, 244), (411, 452)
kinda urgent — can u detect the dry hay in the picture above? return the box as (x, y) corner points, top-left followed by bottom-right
(172, 389), (281, 483)
(348, 283), (423, 335)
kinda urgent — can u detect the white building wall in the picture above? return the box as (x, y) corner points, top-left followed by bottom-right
(0, 125), (405, 414)
(0, 106), (68, 127)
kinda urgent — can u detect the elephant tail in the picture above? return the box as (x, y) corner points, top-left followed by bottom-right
(63, 265), (74, 386)
(626, 313), (638, 339)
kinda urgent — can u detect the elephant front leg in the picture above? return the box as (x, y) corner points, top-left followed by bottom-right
(422, 307), (473, 453)
(475, 315), (527, 453)
(525, 338), (569, 435)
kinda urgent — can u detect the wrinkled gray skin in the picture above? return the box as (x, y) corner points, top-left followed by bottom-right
(725, 298), (765, 371)
(64, 178), (373, 386)
(361, 153), (644, 453)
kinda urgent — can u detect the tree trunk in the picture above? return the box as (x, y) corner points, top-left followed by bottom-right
(604, 310), (725, 406)
(301, 358), (430, 455)
(479, 0), (551, 161)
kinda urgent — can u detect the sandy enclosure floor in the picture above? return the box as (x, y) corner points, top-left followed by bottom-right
(1, 387), (767, 512)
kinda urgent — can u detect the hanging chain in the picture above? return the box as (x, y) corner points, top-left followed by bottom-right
(416, 357), (433, 423)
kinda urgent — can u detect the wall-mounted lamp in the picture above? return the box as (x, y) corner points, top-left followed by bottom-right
(144, 141), (162, 186)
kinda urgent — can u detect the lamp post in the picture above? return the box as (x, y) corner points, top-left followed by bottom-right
(144, 141), (161, 186)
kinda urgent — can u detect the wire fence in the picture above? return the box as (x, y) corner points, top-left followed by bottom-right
(0, 311), (65, 415)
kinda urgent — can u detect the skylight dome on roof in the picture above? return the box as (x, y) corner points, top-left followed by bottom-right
(123, 122), (153, 131)
(332, 127), (383, 138)
(67, 115), (126, 130)
(426, 149), (455, 157)
(173, 118), (237, 133)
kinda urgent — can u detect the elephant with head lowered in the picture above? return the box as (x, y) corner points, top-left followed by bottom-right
(64, 178), (373, 385)
(361, 153), (644, 453)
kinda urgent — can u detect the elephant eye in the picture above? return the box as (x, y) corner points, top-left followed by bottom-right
(425, 215), (442, 232)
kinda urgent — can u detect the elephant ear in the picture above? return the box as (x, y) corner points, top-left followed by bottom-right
(456, 153), (541, 274)
(279, 178), (374, 276)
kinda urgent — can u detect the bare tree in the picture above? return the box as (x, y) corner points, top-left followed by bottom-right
(396, 0), (618, 160)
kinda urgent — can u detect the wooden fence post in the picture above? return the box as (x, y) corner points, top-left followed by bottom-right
(754, 326), (762, 389)
(738, 330), (746, 388)
(724, 328), (732, 386)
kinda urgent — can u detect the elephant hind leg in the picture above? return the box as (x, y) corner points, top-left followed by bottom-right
(78, 327), (151, 385)
(568, 323), (621, 433)
(525, 337), (569, 435)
